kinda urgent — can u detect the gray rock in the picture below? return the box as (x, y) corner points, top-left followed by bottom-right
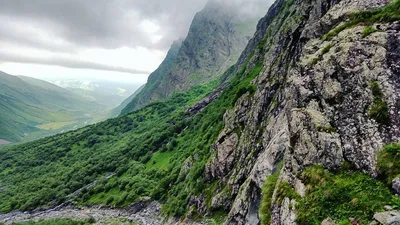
(322, 217), (338, 225)
(393, 178), (400, 195)
(385, 205), (394, 211)
(374, 211), (400, 225)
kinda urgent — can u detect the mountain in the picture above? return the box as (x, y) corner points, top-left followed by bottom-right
(121, 1), (263, 114)
(1, 0), (400, 224)
(0, 71), (104, 143)
(110, 84), (145, 117)
(52, 80), (143, 108)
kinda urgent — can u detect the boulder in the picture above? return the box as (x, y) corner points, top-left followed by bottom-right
(374, 211), (400, 225)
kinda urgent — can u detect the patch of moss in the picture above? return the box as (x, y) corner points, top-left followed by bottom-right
(323, 0), (400, 40)
(309, 43), (335, 66)
(321, 43), (334, 55)
(259, 164), (282, 225)
(377, 143), (400, 186)
(368, 81), (390, 125)
(362, 26), (379, 37)
(274, 181), (301, 206)
(297, 165), (400, 225)
(316, 125), (337, 133)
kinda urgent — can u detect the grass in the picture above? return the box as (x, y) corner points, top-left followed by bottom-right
(309, 43), (334, 66)
(377, 143), (400, 186)
(362, 26), (379, 37)
(316, 125), (337, 133)
(323, 0), (400, 41)
(368, 81), (390, 125)
(259, 165), (281, 225)
(297, 165), (400, 225)
(145, 151), (175, 170)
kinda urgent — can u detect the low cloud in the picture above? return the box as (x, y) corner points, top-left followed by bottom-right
(0, 52), (150, 74)
(0, 0), (273, 74)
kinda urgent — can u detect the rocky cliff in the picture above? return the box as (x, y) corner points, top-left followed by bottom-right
(121, 1), (263, 114)
(1, 0), (399, 224)
(200, 0), (400, 224)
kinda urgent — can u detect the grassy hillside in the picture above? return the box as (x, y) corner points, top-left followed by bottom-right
(0, 72), (104, 142)
(0, 49), (262, 216)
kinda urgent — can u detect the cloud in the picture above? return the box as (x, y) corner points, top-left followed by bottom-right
(0, 52), (150, 74)
(0, 0), (273, 74)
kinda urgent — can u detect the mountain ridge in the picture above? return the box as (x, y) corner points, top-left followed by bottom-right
(121, 1), (264, 114)
(1, 0), (400, 224)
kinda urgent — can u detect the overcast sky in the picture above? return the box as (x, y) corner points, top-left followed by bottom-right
(0, 0), (271, 84)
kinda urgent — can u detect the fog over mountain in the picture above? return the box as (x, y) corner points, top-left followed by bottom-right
(0, 0), (272, 82)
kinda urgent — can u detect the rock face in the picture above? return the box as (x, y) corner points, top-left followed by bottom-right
(374, 211), (400, 225)
(200, 0), (400, 224)
(121, 1), (263, 114)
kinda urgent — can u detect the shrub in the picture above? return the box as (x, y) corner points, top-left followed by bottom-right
(297, 165), (400, 224)
(259, 165), (281, 225)
(377, 143), (400, 185)
(368, 81), (390, 125)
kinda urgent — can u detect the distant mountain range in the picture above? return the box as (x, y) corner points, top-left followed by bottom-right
(52, 80), (142, 108)
(0, 72), (141, 143)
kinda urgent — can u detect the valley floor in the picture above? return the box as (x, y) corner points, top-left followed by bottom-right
(0, 203), (162, 225)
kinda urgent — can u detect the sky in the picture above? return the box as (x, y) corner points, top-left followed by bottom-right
(0, 0), (272, 84)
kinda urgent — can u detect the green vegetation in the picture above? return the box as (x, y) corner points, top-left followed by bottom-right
(274, 181), (300, 206)
(0, 40), (265, 218)
(377, 143), (400, 186)
(10, 219), (92, 225)
(316, 125), (337, 133)
(0, 82), (216, 214)
(368, 81), (390, 125)
(259, 165), (281, 225)
(297, 165), (400, 225)
(323, 0), (400, 40)
(310, 43), (334, 66)
(0, 71), (107, 143)
(362, 26), (379, 37)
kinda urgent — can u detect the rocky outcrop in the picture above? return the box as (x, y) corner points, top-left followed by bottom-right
(374, 211), (400, 225)
(201, 0), (400, 224)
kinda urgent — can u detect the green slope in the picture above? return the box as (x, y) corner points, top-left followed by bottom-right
(0, 71), (104, 142)
(0, 43), (261, 215)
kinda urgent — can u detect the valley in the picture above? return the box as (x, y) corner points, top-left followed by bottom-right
(0, 72), (142, 144)
(0, 0), (400, 224)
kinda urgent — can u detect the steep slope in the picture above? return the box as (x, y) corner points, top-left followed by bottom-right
(120, 39), (183, 115)
(1, 0), (400, 224)
(0, 72), (103, 142)
(203, 0), (400, 224)
(121, 1), (261, 114)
